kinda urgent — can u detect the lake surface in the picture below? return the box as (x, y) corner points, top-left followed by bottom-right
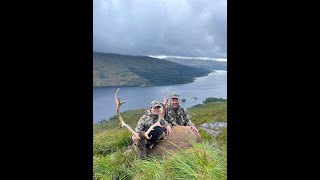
(93, 70), (227, 124)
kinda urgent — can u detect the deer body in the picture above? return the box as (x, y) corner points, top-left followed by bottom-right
(147, 126), (201, 156)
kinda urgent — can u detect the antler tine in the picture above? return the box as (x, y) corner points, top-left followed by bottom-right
(115, 88), (126, 107)
(115, 88), (140, 140)
(115, 88), (125, 127)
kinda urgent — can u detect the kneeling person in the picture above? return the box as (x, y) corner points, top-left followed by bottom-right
(131, 100), (171, 149)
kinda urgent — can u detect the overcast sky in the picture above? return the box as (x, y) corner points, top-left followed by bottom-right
(93, 0), (227, 58)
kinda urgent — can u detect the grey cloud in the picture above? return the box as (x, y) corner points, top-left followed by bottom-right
(93, 0), (227, 58)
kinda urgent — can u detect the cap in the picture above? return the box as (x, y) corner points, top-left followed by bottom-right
(150, 100), (162, 108)
(170, 92), (180, 99)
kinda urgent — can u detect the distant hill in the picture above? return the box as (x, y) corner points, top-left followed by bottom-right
(165, 57), (227, 70)
(93, 52), (211, 87)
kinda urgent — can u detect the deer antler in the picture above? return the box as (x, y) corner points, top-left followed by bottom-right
(115, 88), (140, 140)
(144, 95), (168, 139)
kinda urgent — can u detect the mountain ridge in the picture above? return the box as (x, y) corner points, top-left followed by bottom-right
(93, 52), (212, 87)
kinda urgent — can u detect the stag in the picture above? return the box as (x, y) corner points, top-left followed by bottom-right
(115, 88), (201, 159)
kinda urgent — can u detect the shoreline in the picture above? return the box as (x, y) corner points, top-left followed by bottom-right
(94, 97), (227, 125)
(93, 70), (226, 89)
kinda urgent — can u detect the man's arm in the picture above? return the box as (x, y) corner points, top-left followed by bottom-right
(162, 107), (172, 135)
(160, 117), (171, 127)
(182, 108), (194, 126)
(163, 106), (173, 128)
(182, 108), (198, 132)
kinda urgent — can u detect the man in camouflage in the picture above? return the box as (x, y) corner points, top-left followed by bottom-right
(164, 92), (199, 135)
(131, 100), (171, 149)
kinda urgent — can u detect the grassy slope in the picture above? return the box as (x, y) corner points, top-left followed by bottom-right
(166, 57), (227, 71)
(93, 52), (211, 87)
(93, 100), (227, 179)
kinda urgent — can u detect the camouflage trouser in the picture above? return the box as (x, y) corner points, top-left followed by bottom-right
(124, 127), (166, 155)
(147, 126), (166, 144)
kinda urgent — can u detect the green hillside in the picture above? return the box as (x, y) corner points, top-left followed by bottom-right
(93, 52), (211, 87)
(166, 57), (227, 70)
(93, 98), (227, 179)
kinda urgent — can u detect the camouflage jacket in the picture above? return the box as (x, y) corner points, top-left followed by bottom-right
(135, 110), (169, 132)
(164, 105), (194, 127)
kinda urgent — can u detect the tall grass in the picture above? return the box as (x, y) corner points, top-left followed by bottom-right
(165, 140), (227, 180)
(128, 157), (166, 180)
(94, 140), (227, 180)
(93, 150), (137, 180)
(94, 129), (132, 155)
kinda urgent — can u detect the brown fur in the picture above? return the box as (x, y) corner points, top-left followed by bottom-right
(146, 126), (201, 156)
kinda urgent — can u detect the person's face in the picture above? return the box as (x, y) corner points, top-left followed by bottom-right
(151, 106), (161, 115)
(170, 98), (179, 108)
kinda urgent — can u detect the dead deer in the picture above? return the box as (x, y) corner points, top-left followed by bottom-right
(115, 88), (201, 159)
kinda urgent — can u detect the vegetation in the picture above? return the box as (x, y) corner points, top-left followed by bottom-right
(165, 57), (227, 71)
(188, 101), (227, 126)
(93, 140), (226, 180)
(203, 97), (227, 103)
(93, 98), (227, 179)
(93, 52), (211, 87)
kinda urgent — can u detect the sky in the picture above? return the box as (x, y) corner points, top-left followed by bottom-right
(93, 0), (227, 58)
